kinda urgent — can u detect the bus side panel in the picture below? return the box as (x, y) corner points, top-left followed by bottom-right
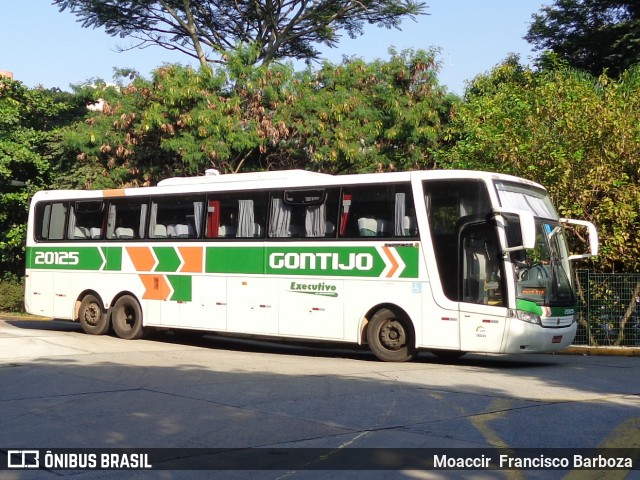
(25, 270), (53, 317)
(25, 271), (73, 319)
(179, 275), (227, 331)
(278, 278), (344, 339)
(227, 277), (278, 334)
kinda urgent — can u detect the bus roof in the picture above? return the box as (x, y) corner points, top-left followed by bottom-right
(156, 169), (331, 187)
(30, 169), (546, 202)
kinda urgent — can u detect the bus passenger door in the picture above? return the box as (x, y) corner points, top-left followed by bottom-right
(458, 222), (507, 352)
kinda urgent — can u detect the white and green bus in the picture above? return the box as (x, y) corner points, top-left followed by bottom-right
(25, 169), (598, 361)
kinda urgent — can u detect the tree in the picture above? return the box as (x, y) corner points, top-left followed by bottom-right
(54, 0), (426, 67)
(526, 0), (640, 77)
(439, 58), (640, 273)
(58, 49), (452, 188)
(280, 49), (452, 173)
(0, 78), (88, 278)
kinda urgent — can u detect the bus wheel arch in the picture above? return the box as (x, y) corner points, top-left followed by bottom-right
(363, 304), (417, 362)
(76, 291), (110, 335)
(110, 292), (146, 340)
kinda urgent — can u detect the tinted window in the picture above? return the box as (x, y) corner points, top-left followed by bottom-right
(150, 195), (204, 239)
(268, 189), (339, 238)
(106, 198), (149, 240)
(35, 202), (67, 241)
(204, 191), (268, 239)
(68, 200), (105, 240)
(338, 184), (418, 239)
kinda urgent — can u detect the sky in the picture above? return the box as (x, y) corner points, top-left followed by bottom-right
(1, 0), (548, 95)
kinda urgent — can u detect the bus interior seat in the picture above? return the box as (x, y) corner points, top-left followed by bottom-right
(154, 224), (167, 238)
(175, 224), (190, 238)
(166, 224), (176, 237)
(358, 217), (378, 236)
(90, 227), (102, 239)
(253, 223), (262, 237)
(74, 226), (90, 239)
(403, 216), (418, 236)
(115, 227), (134, 239)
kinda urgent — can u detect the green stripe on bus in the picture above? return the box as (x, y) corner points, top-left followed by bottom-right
(205, 247), (265, 274)
(26, 244), (420, 279)
(167, 275), (192, 302)
(102, 247), (122, 271)
(26, 246), (119, 271)
(396, 247), (419, 278)
(516, 299), (576, 317)
(154, 246), (182, 272)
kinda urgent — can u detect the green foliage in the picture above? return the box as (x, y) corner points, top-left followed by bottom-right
(0, 278), (25, 312)
(0, 78), (87, 277)
(440, 59), (640, 272)
(281, 49), (453, 173)
(59, 49), (453, 186)
(526, 0), (640, 78)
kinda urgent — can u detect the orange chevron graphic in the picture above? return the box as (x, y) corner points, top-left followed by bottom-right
(382, 246), (400, 278)
(178, 246), (203, 273)
(139, 274), (171, 300)
(127, 247), (156, 272)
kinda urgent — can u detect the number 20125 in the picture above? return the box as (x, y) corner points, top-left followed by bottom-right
(34, 251), (79, 265)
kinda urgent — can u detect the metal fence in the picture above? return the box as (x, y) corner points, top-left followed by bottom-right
(573, 270), (640, 346)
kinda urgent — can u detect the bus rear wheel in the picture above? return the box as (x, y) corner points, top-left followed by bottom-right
(367, 308), (416, 362)
(111, 295), (146, 340)
(78, 294), (109, 335)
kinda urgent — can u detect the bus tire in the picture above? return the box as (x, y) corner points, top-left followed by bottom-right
(367, 308), (416, 362)
(78, 294), (109, 335)
(111, 295), (145, 340)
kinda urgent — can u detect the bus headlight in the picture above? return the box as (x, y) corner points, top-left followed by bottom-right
(510, 309), (542, 326)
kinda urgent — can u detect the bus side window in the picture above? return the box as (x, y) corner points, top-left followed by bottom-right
(35, 202), (67, 241)
(267, 189), (339, 239)
(338, 184), (416, 239)
(204, 192), (267, 239)
(106, 198), (149, 240)
(151, 195), (204, 239)
(339, 186), (392, 238)
(68, 201), (105, 240)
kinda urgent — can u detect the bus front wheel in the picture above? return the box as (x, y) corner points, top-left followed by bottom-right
(367, 308), (416, 362)
(78, 294), (109, 335)
(111, 295), (145, 340)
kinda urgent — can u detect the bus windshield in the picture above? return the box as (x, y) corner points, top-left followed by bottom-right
(494, 181), (575, 307)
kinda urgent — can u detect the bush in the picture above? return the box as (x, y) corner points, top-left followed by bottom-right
(0, 280), (25, 313)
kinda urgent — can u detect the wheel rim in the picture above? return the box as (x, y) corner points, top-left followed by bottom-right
(83, 303), (101, 326)
(379, 319), (406, 351)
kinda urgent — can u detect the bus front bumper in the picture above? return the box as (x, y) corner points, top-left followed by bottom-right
(502, 318), (577, 353)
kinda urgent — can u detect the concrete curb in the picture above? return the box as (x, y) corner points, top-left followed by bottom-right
(559, 346), (640, 357)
